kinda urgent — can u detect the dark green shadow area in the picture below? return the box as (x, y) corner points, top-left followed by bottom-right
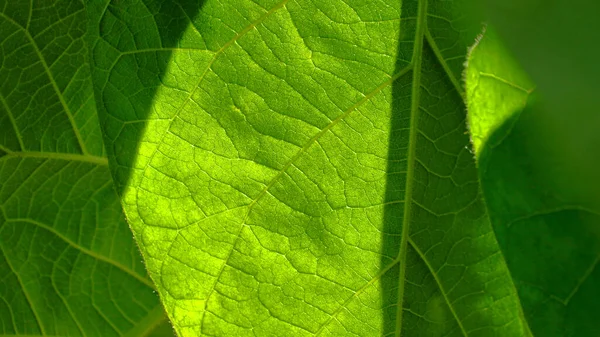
(0, 0), (190, 335)
(478, 101), (600, 337)
(379, 2), (483, 333)
(378, 2), (419, 333)
(87, 0), (207, 195)
(86, 1), (206, 335)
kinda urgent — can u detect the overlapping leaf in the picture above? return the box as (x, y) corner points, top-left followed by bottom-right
(0, 1), (169, 335)
(466, 28), (600, 337)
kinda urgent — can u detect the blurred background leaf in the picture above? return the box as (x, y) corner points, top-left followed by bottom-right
(466, 23), (600, 337)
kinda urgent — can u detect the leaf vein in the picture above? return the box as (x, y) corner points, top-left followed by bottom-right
(408, 238), (468, 336)
(0, 152), (108, 165)
(199, 63), (414, 331)
(0, 93), (25, 151)
(424, 29), (465, 101)
(0, 12), (89, 155)
(0, 243), (46, 335)
(395, 0), (427, 335)
(314, 258), (401, 336)
(4, 218), (155, 289)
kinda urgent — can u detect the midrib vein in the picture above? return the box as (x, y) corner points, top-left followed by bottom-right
(395, 0), (427, 335)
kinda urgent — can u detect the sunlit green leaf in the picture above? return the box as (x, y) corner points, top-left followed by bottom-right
(464, 27), (534, 154)
(91, 0), (530, 336)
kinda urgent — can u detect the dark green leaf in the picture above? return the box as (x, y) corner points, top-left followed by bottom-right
(466, 27), (600, 337)
(0, 1), (170, 336)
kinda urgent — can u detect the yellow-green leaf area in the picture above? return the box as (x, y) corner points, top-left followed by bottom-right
(92, 0), (530, 336)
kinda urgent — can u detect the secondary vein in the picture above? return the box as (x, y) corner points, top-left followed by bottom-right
(0, 151), (108, 166)
(0, 93), (25, 151)
(408, 238), (468, 336)
(0, 12), (89, 155)
(314, 255), (402, 336)
(201, 64), (415, 327)
(5, 218), (155, 289)
(0, 244), (46, 335)
(138, 0), (291, 189)
(424, 29), (466, 101)
(123, 305), (168, 337)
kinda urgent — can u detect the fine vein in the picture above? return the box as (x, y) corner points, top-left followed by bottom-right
(6, 218), (155, 289)
(0, 12), (88, 155)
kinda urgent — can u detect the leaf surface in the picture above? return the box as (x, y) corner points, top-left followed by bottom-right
(466, 27), (600, 337)
(0, 1), (169, 336)
(92, 0), (530, 336)
(482, 0), (600, 115)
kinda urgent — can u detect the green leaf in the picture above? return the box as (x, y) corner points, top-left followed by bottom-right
(0, 1), (170, 336)
(461, 0), (600, 185)
(466, 27), (600, 337)
(92, 0), (531, 335)
(482, 0), (600, 114)
(464, 26), (534, 154)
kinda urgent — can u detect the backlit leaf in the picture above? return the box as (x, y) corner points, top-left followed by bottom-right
(91, 0), (530, 336)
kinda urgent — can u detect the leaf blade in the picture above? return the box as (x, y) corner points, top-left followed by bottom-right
(93, 0), (530, 336)
(466, 24), (600, 337)
(0, 0), (169, 335)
